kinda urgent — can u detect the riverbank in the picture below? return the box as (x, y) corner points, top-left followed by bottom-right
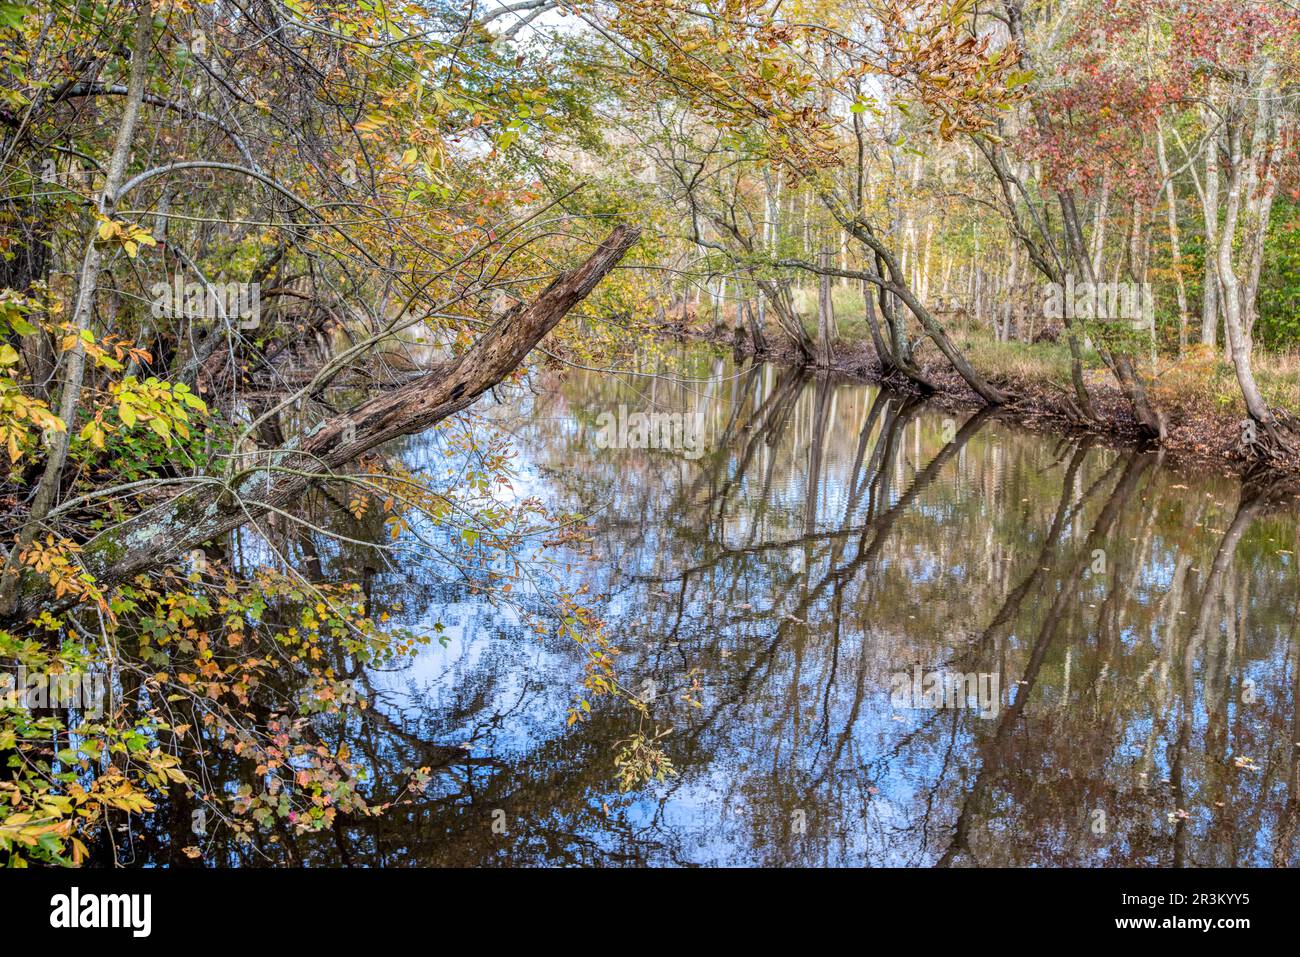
(683, 313), (1300, 486)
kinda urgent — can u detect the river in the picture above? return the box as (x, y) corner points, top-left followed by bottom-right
(150, 343), (1300, 866)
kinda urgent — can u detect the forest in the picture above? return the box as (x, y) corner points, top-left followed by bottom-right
(1, 0), (1299, 872)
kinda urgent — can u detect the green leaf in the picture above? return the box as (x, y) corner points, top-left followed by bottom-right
(0, 4), (30, 30)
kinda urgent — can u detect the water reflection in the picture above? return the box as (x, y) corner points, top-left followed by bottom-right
(148, 345), (1300, 866)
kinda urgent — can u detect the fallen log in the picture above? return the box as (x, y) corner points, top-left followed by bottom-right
(11, 224), (641, 621)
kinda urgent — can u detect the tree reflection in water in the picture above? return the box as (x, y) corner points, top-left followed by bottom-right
(128, 345), (1300, 867)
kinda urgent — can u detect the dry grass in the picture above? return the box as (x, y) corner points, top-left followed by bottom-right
(956, 335), (1076, 390)
(1144, 345), (1300, 427)
(1254, 350), (1300, 411)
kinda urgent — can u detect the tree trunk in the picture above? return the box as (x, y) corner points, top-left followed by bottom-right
(1216, 109), (1278, 448)
(1201, 116), (1222, 347)
(817, 246), (835, 366)
(1240, 92), (1281, 353)
(1155, 125), (1190, 355)
(1059, 190), (1166, 441)
(1090, 172), (1109, 282)
(756, 278), (815, 361)
(1001, 0), (1163, 440)
(0, 4), (154, 616)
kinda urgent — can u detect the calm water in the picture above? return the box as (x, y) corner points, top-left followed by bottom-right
(162, 345), (1300, 866)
